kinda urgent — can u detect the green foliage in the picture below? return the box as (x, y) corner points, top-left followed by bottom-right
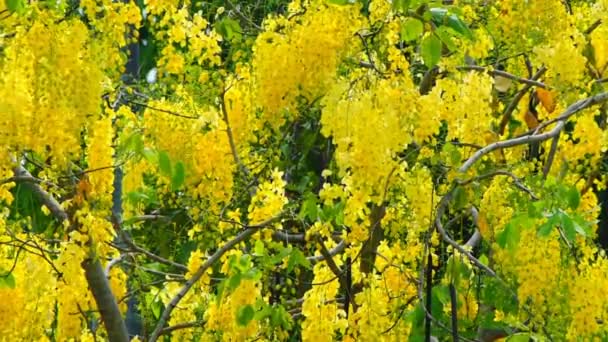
(421, 33), (441, 67)
(401, 18), (424, 41)
(0, 271), (16, 289)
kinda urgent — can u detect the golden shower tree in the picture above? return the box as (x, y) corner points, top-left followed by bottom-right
(2, 0), (608, 340)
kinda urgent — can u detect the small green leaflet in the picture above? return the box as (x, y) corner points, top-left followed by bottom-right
(566, 186), (580, 210)
(171, 161), (186, 191)
(287, 248), (311, 272)
(434, 26), (457, 51)
(158, 150), (172, 177)
(392, 0), (410, 12)
(429, 8), (473, 40)
(5, 0), (25, 13)
(0, 272), (16, 288)
(537, 214), (559, 237)
(236, 304), (255, 326)
(401, 18), (424, 41)
(560, 212), (576, 242)
(216, 18), (242, 40)
(497, 222), (520, 251)
(421, 33), (441, 68)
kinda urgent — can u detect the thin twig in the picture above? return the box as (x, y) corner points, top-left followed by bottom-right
(220, 87), (250, 177)
(121, 98), (199, 119)
(542, 132), (560, 179)
(584, 19), (602, 34)
(148, 216), (278, 342)
(457, 65), (548, 88)
(498, 67), (547, 135)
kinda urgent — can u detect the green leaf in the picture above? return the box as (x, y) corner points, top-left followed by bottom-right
(566, 186), (581, 210)
(497, 222), (520, 251)
(158, 150), (172, 177)
(560, 212), (576, 242)
(401, 18), (424, 41)
(298, 193), (318, 220)
(236, 304), (255, 326)
(5, 0), (24, 13)
(429, 7), (473, 40)
(0, 272), (16, 288)
(151, 299), (162, 319)
(287, 248), (311, 272)
(537, 219), (555, 237)
(507, 333), (533, 342)
(254, 240), (265, 256)
(216, 18), (242, 40)
(228, 273), (242, 291)
(328, 0), (350, 4)
(142, 147), (157, 163)
(171, 161), (186, 191)
(434, 26), (457, 51)
(421, 33), (441, 68)
(573, 214), (593, 236)
(451, 186), (468, 210)
(392, 0), (410, 11)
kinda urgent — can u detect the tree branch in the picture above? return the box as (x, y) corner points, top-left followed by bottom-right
(457, 65), (548, 88)
(12, 164), (128, 341)
(220, 88), (250, 178)
(542, 132), (560, 179)
(459, 91), (608, 173)
(497, 67), (547, 135)
(148, 227), (258, 342)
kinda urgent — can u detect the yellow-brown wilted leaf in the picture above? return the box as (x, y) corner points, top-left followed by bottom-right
(536, 88), (556, 113)
(477, 211), (490, 238)
(524, 109), (540, 129)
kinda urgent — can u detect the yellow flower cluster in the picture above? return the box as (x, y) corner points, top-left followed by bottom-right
(205, 279), (261, 341)
(0, 20), (103, 166)
(86, 115), (115, 210)
(0, 235), (56, 340)
(154, 8), (222, 76)
(348, 277), (397, 341)
(253, 0), (362, 123)
(301, 263), (347, 341)
(248, 169), (288, 225)
(142, 92), (235, 209)
(321, 78), (418, 198)
(435, 71), (495, 146)
(55, 241), (94, 339)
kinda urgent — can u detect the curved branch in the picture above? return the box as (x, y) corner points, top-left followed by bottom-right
(12, 163), (128, 341)
(457, 65), (548, 88)
(148, 227), (259, 342)
(460, 92), (608, 172)
(307, 239), (346, 264)
(435, 194), (496, 277)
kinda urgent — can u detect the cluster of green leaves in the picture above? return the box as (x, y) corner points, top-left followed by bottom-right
(497, 180), (593, 252)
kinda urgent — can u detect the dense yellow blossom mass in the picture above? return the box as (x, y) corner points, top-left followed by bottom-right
(3, 0), (608, 341)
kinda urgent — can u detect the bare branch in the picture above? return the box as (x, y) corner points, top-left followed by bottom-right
(307, 239), (346, 263)
(542, 132), (560, 179)
(498, 67), (547, 135)
(459, 91), (608, 172)
(457, 65), (548, 88)
(12, 163), (128, 341)
(120, 233), (188, 272)
(148, 226), (260, 342)
(584, 19), (602, 34)
(159, 321), (204, 336)
(435, 194), (497, 277)
(458, 170), (538, 200)
(13, 165), (68, 222)
(220, 87), (250, 178)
